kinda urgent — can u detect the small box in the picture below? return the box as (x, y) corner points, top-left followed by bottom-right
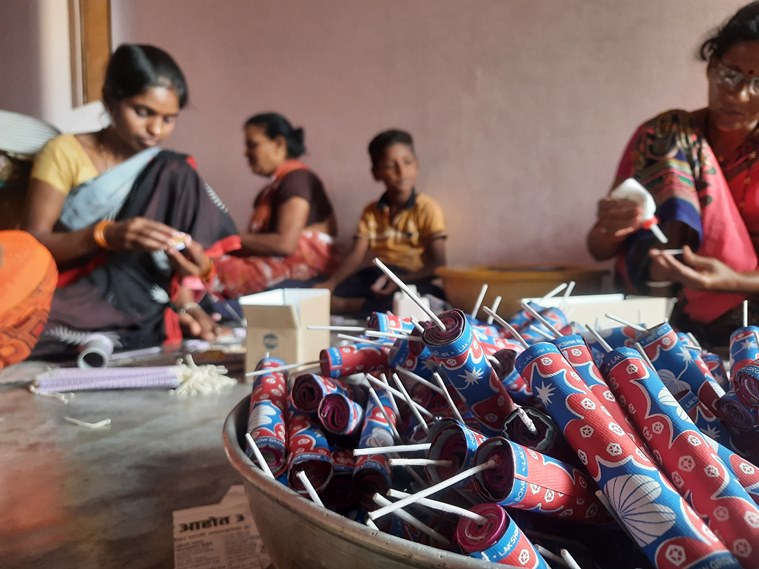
(239, 289), (330, 373)
(392, 284), (431, 321)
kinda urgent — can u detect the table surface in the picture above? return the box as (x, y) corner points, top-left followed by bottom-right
(0, 357), (252, 569)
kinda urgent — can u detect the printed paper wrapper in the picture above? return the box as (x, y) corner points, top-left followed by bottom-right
(367, 312), (414, 333)
(732, 363), (759, 409)
(516, 342), (739, 569)
(701, 352), (730, 390)
(286, 404), (333, 493)
(729, 326), (759, 378)
(322, 448), (356, 511)
(456, 503), (548, 568)
(715, 389), (759, 432)
(423, 309), (516, 435)
(602, 347), (759, 567)
(490, 347), (532, 404)
(247, 356), (288, 477)
(473, 436), (608, 522)
(638, 323), (724, 414)
(291, 372), (347, 413)
(426, 418), (487, 495)
(320, 343), (390, 378)
(388, 332), (437, 379)
(318, 392), (365, 437)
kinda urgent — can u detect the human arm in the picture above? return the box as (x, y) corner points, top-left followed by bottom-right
(649, 245), (759, 294)
(315, 237), (370, 292)
(237, 195), (310, 256)
(586, 197), (642, 261)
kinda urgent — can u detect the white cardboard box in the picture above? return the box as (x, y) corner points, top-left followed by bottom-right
(239, 289), (330, 372)
(523, 294), (676, 329)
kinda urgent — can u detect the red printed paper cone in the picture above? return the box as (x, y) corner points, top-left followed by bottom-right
(291, 372), (348, 413)
(286, 404), (333, 493)
(320, 343), (389, 378)
(247, 356), (288, 477)
(318, 392), (365, 437)
(426, 418), (487, 496)
(473, 436), (608, 523)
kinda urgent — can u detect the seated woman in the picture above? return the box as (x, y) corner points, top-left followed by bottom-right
(22, 44), (240, 357)
(587, 1), (759, 347)
(213, 113), (337, 298)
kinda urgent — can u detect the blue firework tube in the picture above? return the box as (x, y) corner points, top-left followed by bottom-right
(426, 418), (487, 495)
(388, 334), (437, 379)
(517, 342), (740, 569)
(456, 504), (548, 568)
(473, 436), (609, 523)
(602, 347), (759, 567)
(423, 309), (516, 435)
(320, 343), (390, 379)
(247, 357), (288, 476)
(729, 326), (759, 378)
(286, 404), (334, 493)
(637, 322), (724, 414)
(701, 352), (730, 390)
(366, 312), (415, 333)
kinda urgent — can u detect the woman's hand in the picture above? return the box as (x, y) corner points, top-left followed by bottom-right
(371, 274), (398, 296)
(177, 303), (222, 342)
(105, 217), (180, 251)
(595, 197), (642, 239)
(649, 246), (741, 292)
(166, 239), (213, 278)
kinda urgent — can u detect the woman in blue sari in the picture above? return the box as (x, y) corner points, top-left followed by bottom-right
(22, 44), (240, 356)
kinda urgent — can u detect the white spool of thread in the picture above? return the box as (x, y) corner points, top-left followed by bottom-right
(610, 178), (668, 244)
(77, 334), (114, 368)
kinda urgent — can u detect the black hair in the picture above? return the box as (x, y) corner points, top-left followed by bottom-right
(245, 112), (306, 158)
(368, 129), (415, 168)
(700, 1), (759, 61)
(102, 44), (189, 108)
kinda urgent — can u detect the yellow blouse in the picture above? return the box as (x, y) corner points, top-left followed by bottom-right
(30, 134), (98, 195)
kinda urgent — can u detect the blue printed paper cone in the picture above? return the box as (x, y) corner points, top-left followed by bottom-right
(247, 357), (288, 476)
(388, 332), (437, 379)
(729, 326), (759, 378)
(602, 347), (759, 567)
(367, 312), (414, 333)
(516, 342), (740, 569)
(320, 343), (389, 378)
(423, 309), (516, 435)
(286, 404), (334, 493)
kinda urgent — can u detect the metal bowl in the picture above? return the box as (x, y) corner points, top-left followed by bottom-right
(223, 396), (502, 569)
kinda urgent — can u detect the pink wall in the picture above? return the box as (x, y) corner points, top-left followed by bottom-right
(1, 0), (747, 270)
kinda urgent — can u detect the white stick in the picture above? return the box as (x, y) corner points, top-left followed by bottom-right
(308, 325), (366, 332)
(541, 282), (567, 301)
(744, 299), (750, 328)
(603, 313), (647, 332)
(527, 324), (555, 340)
(367, 460), (496, 520)
(485, 296), (502, 324)
(366, 328), (411, 336)
(244, 433), (274, 478)
(366, 330), (422, 342)
(560, 550), (582, 569)
(686, 332), (702, 349)
(389, 458), (452, 467)
(482, 307), (529, 349)
(63, 416), (111, 429)
(516, 407), (538, 435)
(337, 334), (387, 346)
(471, 284), (489, 319)
(520, 301), (561, 338)
(245, 360), (319, 378)
(634, 342), (656, 370)
(373, 258), (446, 331)
(28, 385), (70, 404)
(396, 367), (445, 395)
(387, 489), (488, 523)
(295, 470), (325, 507)
(353, 443), (431, 456)
(367, 385), (402, 442)
(410, 317), (425, 333)
(366, 518), (379, 530)
(372, 494), (451, 546)
(563, 280), (576, 301)
(365, 373), (434, 419)
(432, 372), (465, 424)
(537, 545), (568, 568)
(584, 325), (612, 353)
(392, 373), (429, 434)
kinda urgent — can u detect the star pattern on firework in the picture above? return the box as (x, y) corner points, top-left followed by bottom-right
(677, 345), (693, 364)
(535, 382), (556, 406)
(702, 425), (723, 441)
(741, 338), (757, 353)
(459, 368), (483, 388)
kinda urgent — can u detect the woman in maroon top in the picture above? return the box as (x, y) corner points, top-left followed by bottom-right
(214, 113), (338, 298)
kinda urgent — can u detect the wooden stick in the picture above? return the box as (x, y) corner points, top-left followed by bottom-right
(485, 296), (502, 324)
(245, 360), (319, 378)
(541, 282), (567, 301)
(337, 334), (387, 346)
(367, 460), (497, 520)
(389, 458), (452, 467)
(353, 442), (431, 456)
(373, 258), (445, 330)
(432, 372), (465, 424)
(584, 325), (612, 353)
(364, 373), (434, 419)
(603, 313), (647, 332)
(392, 373), (429, 434)
(396, 367), (445, 395)
(244, 433), (274, 478)
(471, 284), (489, 319)
(520, 301), (561, 338)
(296, 470), (324, 507)
(482, 306), (529, 349)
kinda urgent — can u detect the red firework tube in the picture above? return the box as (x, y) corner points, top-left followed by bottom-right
(426, 418), (487, 496)
(423, 309), (516, 435)
(473, 436), (609, 523)
(319, 343), (390, 379)
(733, 363), (759, 408)
(603, 347), (759, 567)
(322, 448), (356, 511)
(291, 373), (346, 413)
(247, 357), (288, 477)
(286, 405), (334, 493)
(318, 392), (365, 437)
(456, 504), (549, 567)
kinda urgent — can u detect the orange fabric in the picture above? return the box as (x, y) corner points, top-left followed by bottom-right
(248, 160), (310, 233)
(0, 231), (57, 368)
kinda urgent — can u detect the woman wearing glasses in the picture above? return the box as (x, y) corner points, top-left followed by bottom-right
(587, 1), (759, 345)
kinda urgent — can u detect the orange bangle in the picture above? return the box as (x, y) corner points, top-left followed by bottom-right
(93, 220), (114, 250)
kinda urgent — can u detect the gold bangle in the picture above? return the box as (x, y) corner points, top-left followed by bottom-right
(93, 220), (114, 250)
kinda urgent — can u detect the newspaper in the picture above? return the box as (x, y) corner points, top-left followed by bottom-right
(173, 485), (273, 569)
